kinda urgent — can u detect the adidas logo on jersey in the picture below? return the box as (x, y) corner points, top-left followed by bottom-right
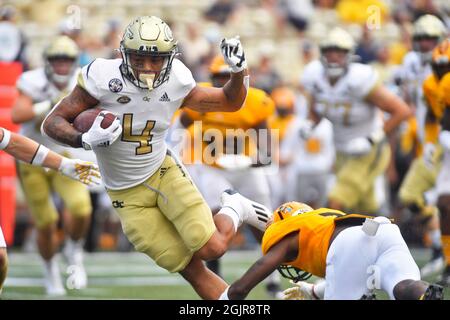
(159, 92), (170, 102)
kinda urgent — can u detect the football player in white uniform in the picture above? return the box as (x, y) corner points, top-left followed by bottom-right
(397, 15), (447, 276)
(42, 16), (271, 299)
(300, 28), (410, 214)
(12, 36), (96, 295)
(0, 126), (100, 295)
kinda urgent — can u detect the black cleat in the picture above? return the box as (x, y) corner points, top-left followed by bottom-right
(422, 284), (444, 300)
(360, 293), (377, 300)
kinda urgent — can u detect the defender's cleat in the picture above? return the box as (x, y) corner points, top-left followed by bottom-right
(421, 284), (444, 300)
(420, 250), (445, 277)
(220, 189), (272, 231)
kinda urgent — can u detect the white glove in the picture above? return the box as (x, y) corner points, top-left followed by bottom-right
(32, 100), (52, 117)
(423, 143), (436, 168)
(439, 130), (450, 151)
(81, 112), (122, 150)
(298, 119), (314, 140)
(220, 36), (247, 73)
(282, 281), (319, 300)
(59, 157), (102, 186)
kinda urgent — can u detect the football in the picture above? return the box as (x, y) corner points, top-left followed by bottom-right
(73, 108), (118, 133)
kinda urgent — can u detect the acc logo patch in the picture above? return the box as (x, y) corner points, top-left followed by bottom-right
(117, 95), (131, 104)
(109, 78), (123, 93)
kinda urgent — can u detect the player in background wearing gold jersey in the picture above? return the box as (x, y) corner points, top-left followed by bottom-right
(0, 127), (100, 295)
(217, 197), (444, 300)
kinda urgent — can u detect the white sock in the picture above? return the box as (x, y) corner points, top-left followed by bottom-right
(429, 229), (442, 249)
(216, 207), (240, 232)
(43, 257), (59, 275)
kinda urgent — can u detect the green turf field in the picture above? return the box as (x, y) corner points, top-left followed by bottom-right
(1, 248), (449, 300)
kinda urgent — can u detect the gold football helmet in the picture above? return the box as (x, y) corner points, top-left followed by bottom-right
(319, 27), (355, 78)
(273, 201), (314, 223)
(120, 16), (178, 90)
(412, 15), (447, 62)
(43, 35), (79, 85)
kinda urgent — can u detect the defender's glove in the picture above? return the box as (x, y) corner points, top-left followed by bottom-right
(220, 36), (247, 73)
(59, 157), (101, 186)
(81, 112), (122, 150)
(282, 281), (320, 300)
(343, 130), (385, 156)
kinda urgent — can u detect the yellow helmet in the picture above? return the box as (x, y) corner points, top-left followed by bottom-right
(273, 202), (314, 223)
(271, 87), (295, 110)
(43, 36), (79, 85)
(319, 27), (355, 78)
(431, 38), (450, 79)
(120, 16), (178, 90)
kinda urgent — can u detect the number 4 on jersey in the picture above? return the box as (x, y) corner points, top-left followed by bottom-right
(121, 114), (156, 155)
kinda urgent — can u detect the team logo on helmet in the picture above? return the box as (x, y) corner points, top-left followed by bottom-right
(109, 78), (123, 93)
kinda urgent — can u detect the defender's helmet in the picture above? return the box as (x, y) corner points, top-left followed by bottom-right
(273, 201), (314, 223)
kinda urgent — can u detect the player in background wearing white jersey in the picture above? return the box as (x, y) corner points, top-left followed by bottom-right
(42, 16), (272, 299)
(11, 36), (95, 295)
(0, 126), (100, 295)
(299, 28), (410, 214)
(397, 15), (448, 277)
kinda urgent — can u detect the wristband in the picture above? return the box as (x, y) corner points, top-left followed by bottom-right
(31, 144), (50, 166)
(0, 128), (11, 150)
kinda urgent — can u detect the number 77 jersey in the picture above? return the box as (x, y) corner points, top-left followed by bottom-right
(77, 57), (196, 190)
(300, 60), (382, 153)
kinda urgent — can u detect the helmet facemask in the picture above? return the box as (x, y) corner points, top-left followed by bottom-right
(45, 56), (78, 86)
(320, 46), (351, 79)
(413, 35), (440, 64)
(120, 46), (177, 90)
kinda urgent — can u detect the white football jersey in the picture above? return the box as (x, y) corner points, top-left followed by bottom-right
(301, 60), (382, 152)
(16, 67), (80, 156)
(78, 58), (196, 190)
(400, 51), (432, 143)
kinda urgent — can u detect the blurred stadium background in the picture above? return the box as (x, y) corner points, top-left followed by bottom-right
(0, 0), (450, 299)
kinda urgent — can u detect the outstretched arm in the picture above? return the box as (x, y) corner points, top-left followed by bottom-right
(0, 127), (100, 186)
(224, 232), (298, 300)
(42, 85), (99, 148)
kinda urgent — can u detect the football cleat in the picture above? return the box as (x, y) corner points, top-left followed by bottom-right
(420, 249), (445, 277)
(421, 284), (444, 300)
(43, 259), (66, 296)
(436, 267), (450, 287)
(220, 189), (272, 231)
(63, 240), (88, 289)
(360, 293), (377, 300)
